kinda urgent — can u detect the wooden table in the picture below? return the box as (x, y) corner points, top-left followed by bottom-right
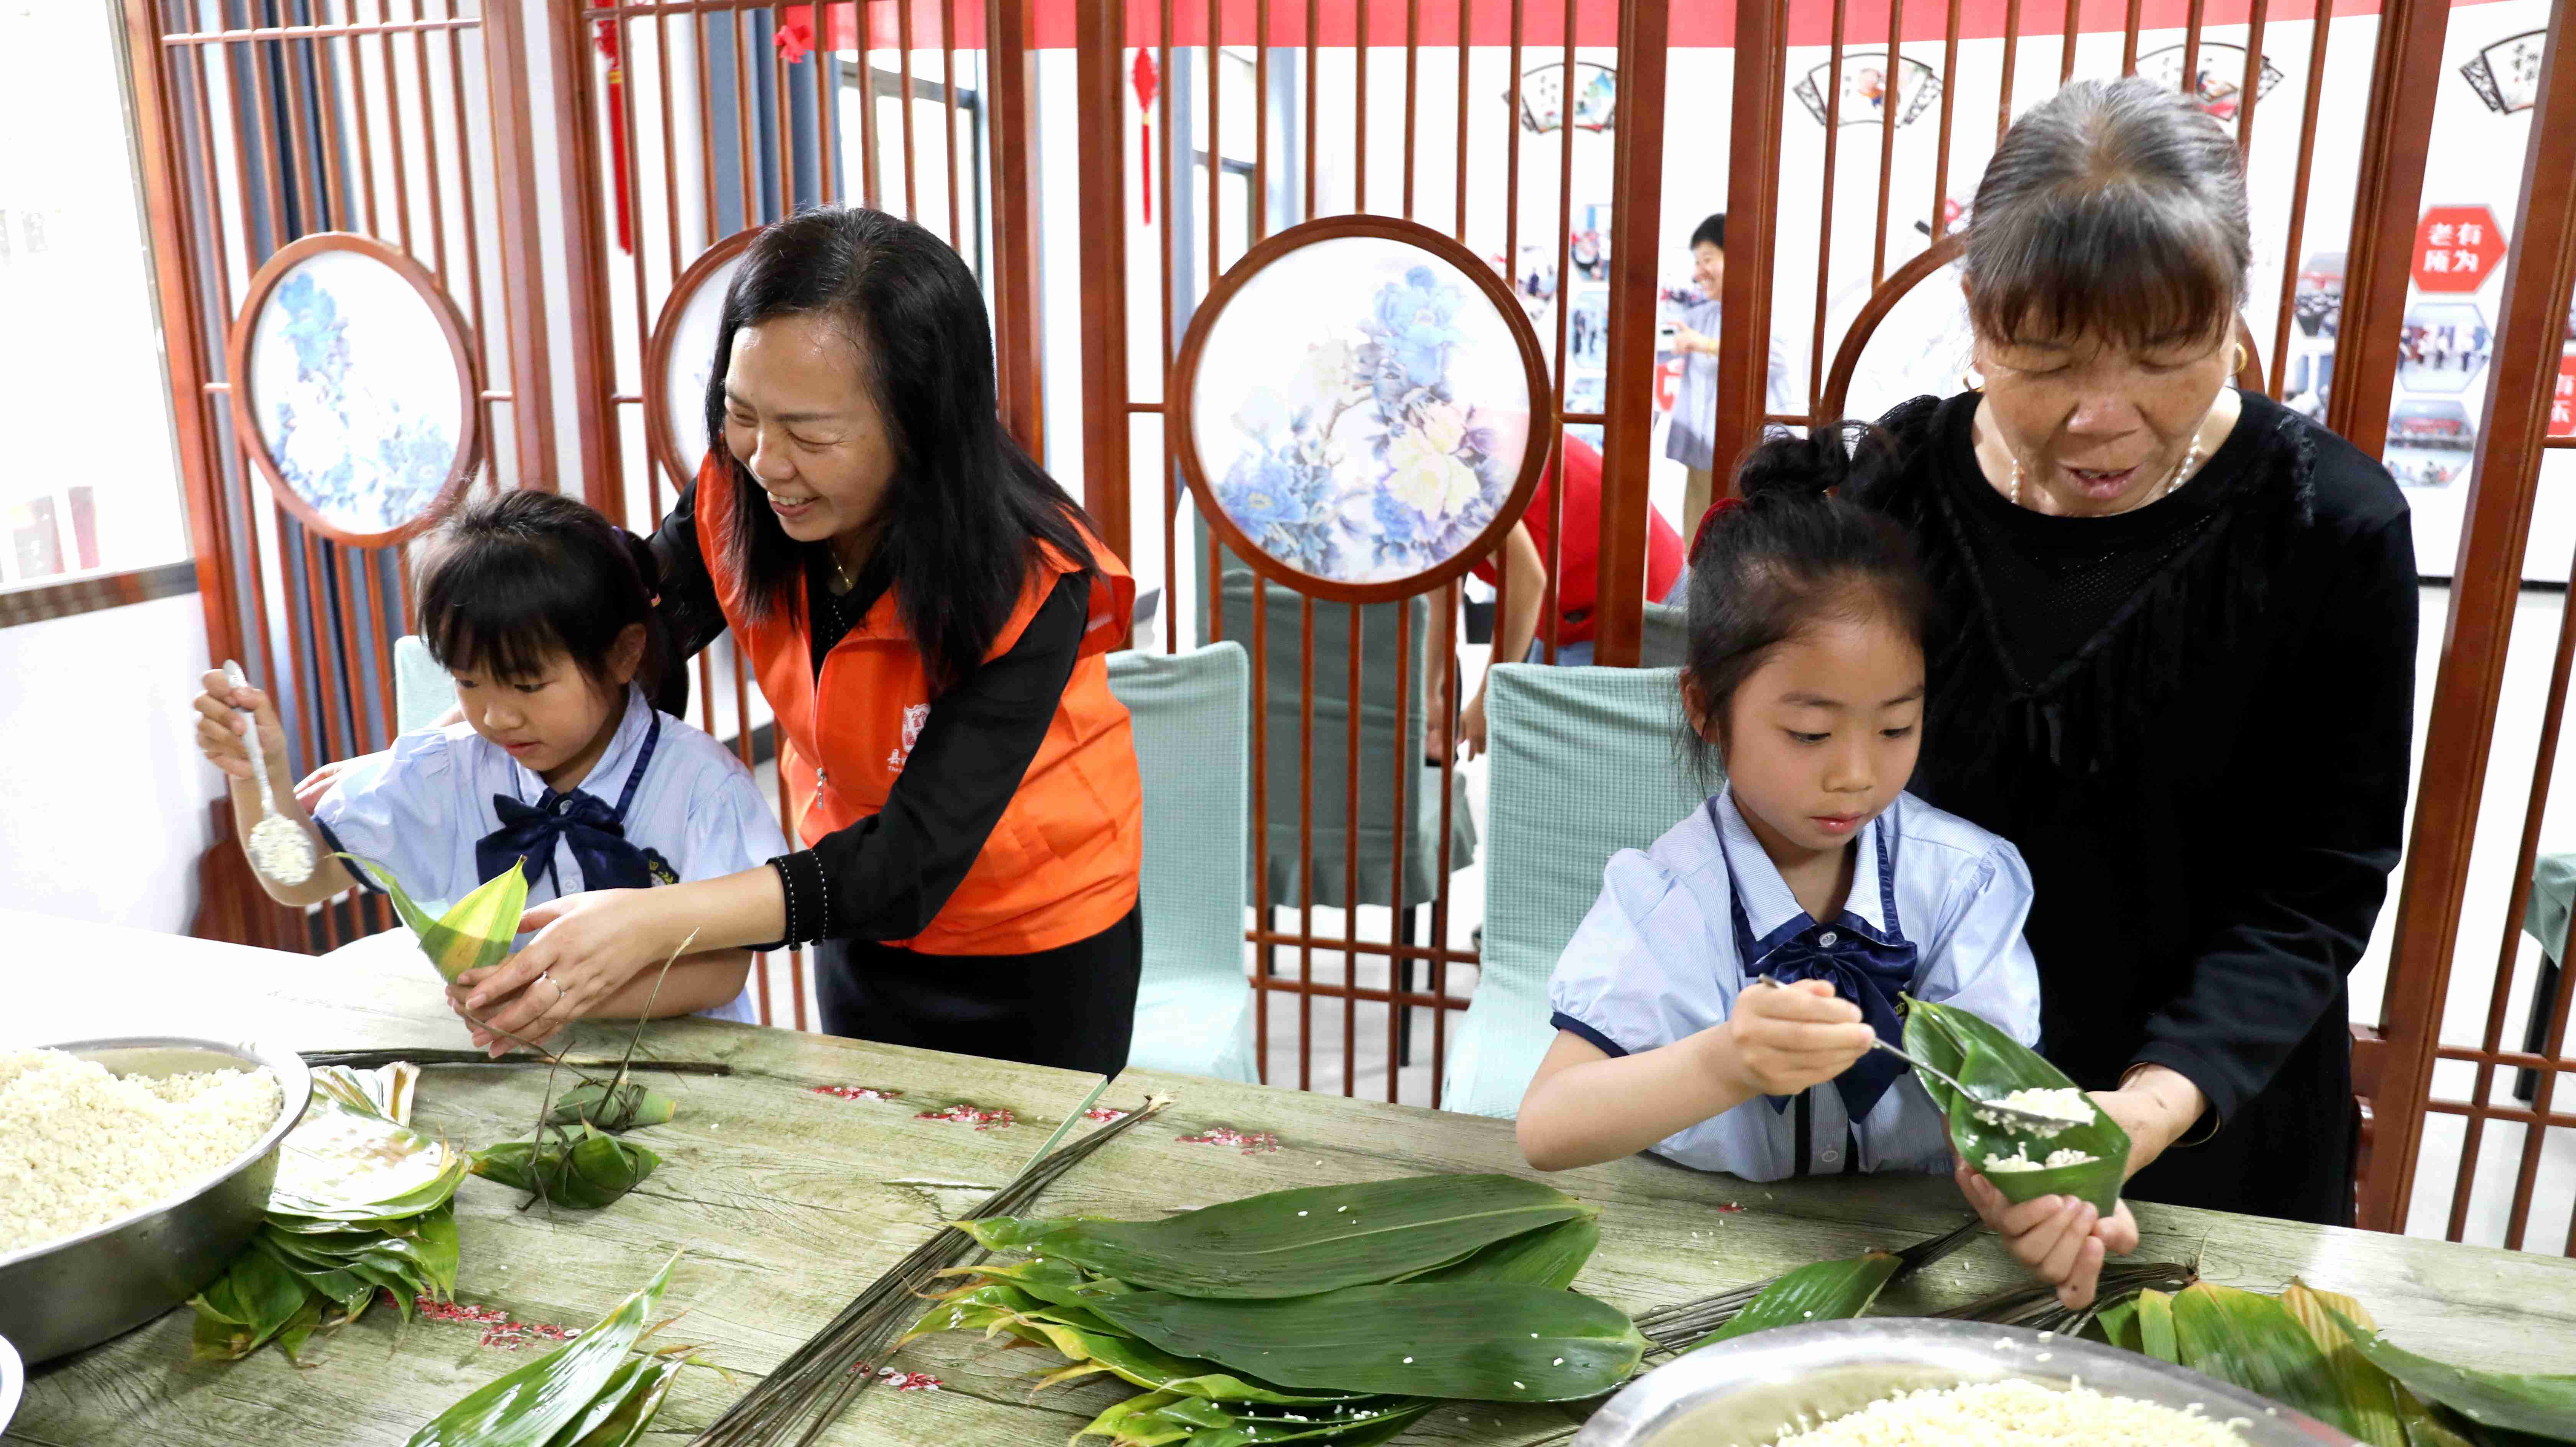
(10, 909), (2574, 1446)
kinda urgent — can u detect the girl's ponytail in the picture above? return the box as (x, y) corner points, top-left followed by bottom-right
(615, 526), (679, 707)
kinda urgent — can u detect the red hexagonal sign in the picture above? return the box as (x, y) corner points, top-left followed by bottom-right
(2413, 205), (2508, 293)
(2550, 352), (2576, 439)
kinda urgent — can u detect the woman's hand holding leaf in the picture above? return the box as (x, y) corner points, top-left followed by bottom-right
(465, 889), (667, 1054)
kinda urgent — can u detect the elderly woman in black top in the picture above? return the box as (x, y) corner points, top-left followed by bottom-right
(1849, 76), (2417, 1301)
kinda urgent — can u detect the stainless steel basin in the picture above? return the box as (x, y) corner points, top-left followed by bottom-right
(0, 1037), (312, 1365)
(1575, 1317), (2358, 1446)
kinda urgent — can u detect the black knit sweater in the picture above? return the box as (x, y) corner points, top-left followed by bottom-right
(1850, 389), (2417, 1225)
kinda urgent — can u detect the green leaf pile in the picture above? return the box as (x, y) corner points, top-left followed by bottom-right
(908, 1175), (1644, 1444)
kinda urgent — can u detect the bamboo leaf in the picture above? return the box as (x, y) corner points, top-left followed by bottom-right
(256, 1231), (378, 1317)
(1407, 1216), (1599, 1291)
(2136, 1290), (2180, 1364)
(906, 1279), (1367, 1406)
(1689, 1250), (1906, 1352)
(545, 1353), (685, 1447)
(189, 1242), (314, 1361)
(1104, 1394), (1436, 1445)
(2282, 1281), (2408, 1447)
(472, 1127), (660, 1210)
(1083, 1280), (1647, 1402)
(1904, 998), (2131, 1214)
(311, 1063), (419, 1124)
(268, 1092), (467, 1221)
(2094, 1298), (2142, 1353)
(1013, 1319), (1365, 1405)
(333, 853), (529, 983)
(2321, 1304), (2576, 1442)
(274, 1296), (329, 1364)
(404, 1252), (681, 1447)
(542, 1080), (676, 1134)
(2401, 1394), (2486, 1447)
(964, 1175), (1595, 1300)
(1074, 1391), (1199, 1447)
(2171, 1283), (2360, 1436)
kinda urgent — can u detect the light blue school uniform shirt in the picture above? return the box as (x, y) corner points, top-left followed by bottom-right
(1546, 787), (2042, 1181)
(312, 685), (790, 1024)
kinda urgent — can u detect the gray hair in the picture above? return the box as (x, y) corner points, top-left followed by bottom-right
(1963, 75), (2252, 350)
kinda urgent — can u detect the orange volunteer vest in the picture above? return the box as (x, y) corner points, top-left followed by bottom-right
(694, 453), (1142, 955)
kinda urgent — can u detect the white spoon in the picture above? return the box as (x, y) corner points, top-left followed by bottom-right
(224, 659), (317, 885)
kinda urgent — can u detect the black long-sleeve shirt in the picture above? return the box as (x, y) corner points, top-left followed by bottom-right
(1851, 390), (2417, 1225)
(647, 482), (1086, 947)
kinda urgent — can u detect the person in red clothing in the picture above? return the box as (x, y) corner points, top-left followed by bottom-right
(1457, 433), (1688, 755)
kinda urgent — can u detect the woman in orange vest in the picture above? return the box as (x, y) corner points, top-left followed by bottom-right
(460, 208), (1144, 1072)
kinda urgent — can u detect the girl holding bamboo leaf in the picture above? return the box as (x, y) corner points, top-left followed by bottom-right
(1516, 429), (2129, 1294)
(194, 490), (787, 1039)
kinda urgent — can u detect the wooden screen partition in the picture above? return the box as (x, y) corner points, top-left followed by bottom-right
(550, 0), (1044, 1028)
(2365, 0), (2576, 1245)
(1073, 0), (1671, 1105)
(131, 0), (556, 956)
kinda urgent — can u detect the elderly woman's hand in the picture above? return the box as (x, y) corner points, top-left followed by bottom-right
(1955, 1159), (2142, 1309)
(2092, 1066), (2209, 1178)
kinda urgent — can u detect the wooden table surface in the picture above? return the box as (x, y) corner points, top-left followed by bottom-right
(9, 908), (2574, 1446)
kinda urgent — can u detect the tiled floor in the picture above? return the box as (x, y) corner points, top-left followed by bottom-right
(750, 583), (2576, 1254)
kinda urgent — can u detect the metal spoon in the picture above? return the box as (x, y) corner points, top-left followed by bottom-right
(1745, 975), (2091, 1134)
(223, 659), (317, 885)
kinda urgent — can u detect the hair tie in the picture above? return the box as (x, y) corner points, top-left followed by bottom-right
(1690, 496), (1747, 558)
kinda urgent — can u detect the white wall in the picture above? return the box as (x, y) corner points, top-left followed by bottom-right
(0, 594), (218, 932)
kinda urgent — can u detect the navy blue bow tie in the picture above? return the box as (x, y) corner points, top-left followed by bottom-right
(1749, 922), (1919, 1120)
(1710, 797), (1922, 1124)
(476, 789), (653, 892)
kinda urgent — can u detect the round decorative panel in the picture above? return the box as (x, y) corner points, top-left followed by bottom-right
(228, 234), (478, 546)
(1174, 217), (1552, 601)
(646, 229), (757, 490)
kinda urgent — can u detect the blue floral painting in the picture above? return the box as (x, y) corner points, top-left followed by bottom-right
(249, 253), (462, 536)
(1195, 240), (1533, 584)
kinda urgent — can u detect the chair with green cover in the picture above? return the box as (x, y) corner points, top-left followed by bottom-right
(1639, 601), (1690, 668)
(1440, 662), (1712, 1117)
(394, 635), (458, 734)
(1107, 641), (1260, 1082)
(1208, 558), (1480, 915)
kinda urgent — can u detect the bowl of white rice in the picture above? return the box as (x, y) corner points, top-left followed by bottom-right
(0, 1038), (310, 1366)
(1574, 1318), (2358, 1447)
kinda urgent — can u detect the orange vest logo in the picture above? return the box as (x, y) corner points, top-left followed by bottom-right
(888, 703), (930, 771)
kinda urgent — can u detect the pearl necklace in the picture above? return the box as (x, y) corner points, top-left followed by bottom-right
(2009, 435), (2205, 514)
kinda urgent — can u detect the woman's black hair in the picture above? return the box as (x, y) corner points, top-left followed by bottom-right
(1690, 212), (1727, 251)
(416, 489), (673, 700)
(706, 207), (1100, 696)
(1682, 424), (1929, 782)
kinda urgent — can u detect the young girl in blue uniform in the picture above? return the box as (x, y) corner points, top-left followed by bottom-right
(1518, 427), (2045, 1185)
(192, 491), (790, 1041)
